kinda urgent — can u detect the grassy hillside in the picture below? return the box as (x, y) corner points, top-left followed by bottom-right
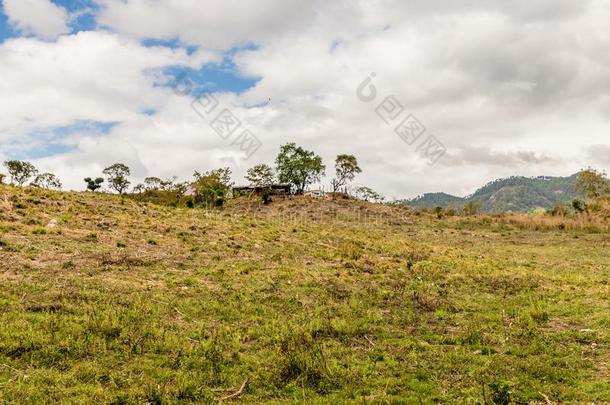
(0, 185), (609, 403)
(403, 174), (581, 212)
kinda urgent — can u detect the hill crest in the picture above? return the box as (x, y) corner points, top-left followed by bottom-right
(400, 174), (581, 212)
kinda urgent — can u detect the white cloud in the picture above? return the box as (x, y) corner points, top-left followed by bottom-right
(2, 0), (610, 198)
(3, 0), (70, 39)
(0, 31), (217, 137)
(95, 0), (319, 49)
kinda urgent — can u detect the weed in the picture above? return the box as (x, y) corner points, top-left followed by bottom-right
(275, 329), (336, 392)
(488, 381), (512, 405)
(337, 240), (363, 261)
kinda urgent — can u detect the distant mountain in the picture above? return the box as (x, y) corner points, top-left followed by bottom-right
(400, 174), (581, 212)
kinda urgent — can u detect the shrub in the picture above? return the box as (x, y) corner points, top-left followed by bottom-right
(337, 240), (363, 261)
(275, 329), (335, 392)
(572, 199), (587, 213)
(488, 381), (512, 405)
(549, 202), (571, 217)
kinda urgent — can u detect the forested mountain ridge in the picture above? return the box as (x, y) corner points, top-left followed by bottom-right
(400, 174), (581, 212)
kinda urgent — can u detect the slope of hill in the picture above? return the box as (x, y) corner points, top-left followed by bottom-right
(0, 185), (608, 403)
(401, 174), (581, 212)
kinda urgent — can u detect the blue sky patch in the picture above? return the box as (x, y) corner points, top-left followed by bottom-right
(159, 60), (260, 96)
(0, 0), (98, 40)
(141, 109), (157, 116)
(51, 0), (98, 13)
(53, 0), (99, 33)
(0, 1), (263, 160)
(55, 120), (118, 136)
(9, 142), (77, 160)
(141, 37), (198, 55)
(157, 44), (261, 95)
(6, 120), (118, 160)
(0, 7), (18, 42)
(68, 10), (97, 33)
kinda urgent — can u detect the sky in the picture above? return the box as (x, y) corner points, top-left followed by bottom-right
(0, 0), (609, 200)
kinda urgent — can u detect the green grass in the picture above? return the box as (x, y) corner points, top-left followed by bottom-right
(0, 185), (608, 403)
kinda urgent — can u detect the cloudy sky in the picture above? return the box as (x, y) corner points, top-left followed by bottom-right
(0, 0), (609, 199)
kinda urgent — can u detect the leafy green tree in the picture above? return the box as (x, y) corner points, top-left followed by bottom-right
(194, 168), (233, 188)
(462, 201), (481, 216)
(0, 173), (5, 184)
(576, 168), (609, 199)
(138, 176), (176, 193)
(143, 177), (163, 191)
(172, 181), (189, 197)
(331, 154), (361, 192)
(132, 176), (183, 206)
(355, 186), (384, 203)
(245, 164), (275, 187)
(32, 173), (62, 190)
(161, 177), (177, 191)
(103, 163), (131, 195)
(192, 168), (233, 207)
(84, 177), (104, 192)
(275, 143), (325, 194)
(3, 160), (38, 186)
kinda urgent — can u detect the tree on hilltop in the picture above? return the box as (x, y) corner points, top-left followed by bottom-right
(192, 167), (233, 207)
(3, 160), (38, 186)
(103, 163), (131, 195)
(84, 177), (104, 192)
(32, 173), (62, 190)
(331, 154), (361, 193)
(275, 143), (325, 194)
(245, 164), (275, 187)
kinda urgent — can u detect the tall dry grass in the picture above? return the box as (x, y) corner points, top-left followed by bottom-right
(489, 198), (610, 232)
(499, 213), (610, 232)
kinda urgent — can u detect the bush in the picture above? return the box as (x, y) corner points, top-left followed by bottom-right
(192, 168), (233, 208)
(488, 381), (512, 405)
(549, 202), (571, 217)
(572, 199), (587, 213)
(275, 329), (335, 392)
(337, 240), (363, 261)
